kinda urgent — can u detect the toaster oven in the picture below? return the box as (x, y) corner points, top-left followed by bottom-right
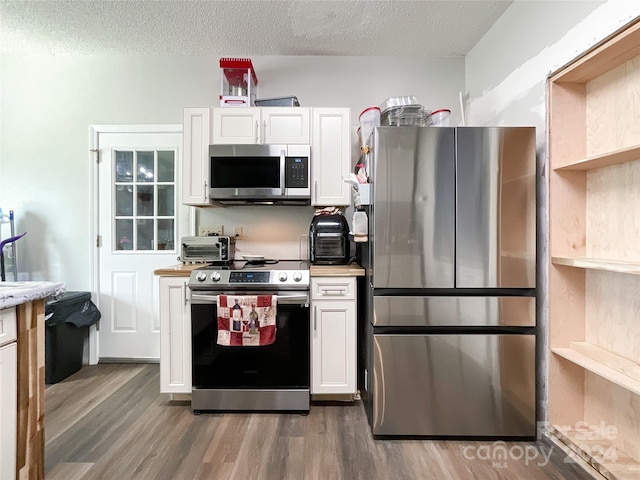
(179, 236), (235, 264)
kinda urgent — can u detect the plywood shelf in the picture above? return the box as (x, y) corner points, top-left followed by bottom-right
(551, 256), (640, 276)
(548, 19), (640, 471)
(549, 425), (640, 480)
(552, 343), (640, 396)
(550, 18), (640, 83)
(554, 144), (640, 171)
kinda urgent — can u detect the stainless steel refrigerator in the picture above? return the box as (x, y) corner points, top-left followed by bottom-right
(359, 126), (537, 437)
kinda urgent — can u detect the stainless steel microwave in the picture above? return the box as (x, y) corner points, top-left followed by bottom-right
(209, 144), (311, 205)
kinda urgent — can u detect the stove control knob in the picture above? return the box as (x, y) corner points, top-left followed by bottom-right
(211, 272), (221, 282)
(293, 272), (303, 282)
(278, 272), (288, 282)
(196, 272), (207, 282)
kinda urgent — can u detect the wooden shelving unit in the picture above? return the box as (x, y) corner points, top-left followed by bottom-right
(554, 145), (640, 171)
(550, 425), (640, 480)
(551, 256), (640, 276)
(548, 18), (640, 480)
(552, 343), (640, 396)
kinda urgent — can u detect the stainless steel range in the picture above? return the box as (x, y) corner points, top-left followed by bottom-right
(188, 260), (310, 413)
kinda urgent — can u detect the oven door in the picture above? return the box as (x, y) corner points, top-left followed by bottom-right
(189, 290), (310, 411)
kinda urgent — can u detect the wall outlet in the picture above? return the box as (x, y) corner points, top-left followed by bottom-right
(199, 225), (223, 236)
(233, 225), (243, 238)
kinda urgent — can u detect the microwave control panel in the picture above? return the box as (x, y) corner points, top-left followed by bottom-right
(285, 157), (309, 188)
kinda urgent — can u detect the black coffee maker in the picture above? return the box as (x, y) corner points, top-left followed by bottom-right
(309, 214), (350, 265)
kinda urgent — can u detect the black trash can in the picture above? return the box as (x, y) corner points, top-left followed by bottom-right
(45, 291), (101, 384)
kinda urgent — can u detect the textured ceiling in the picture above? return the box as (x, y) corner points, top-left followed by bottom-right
(0, 0), (513, 57)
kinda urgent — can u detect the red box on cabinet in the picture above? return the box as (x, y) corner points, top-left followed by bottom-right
(219, 57), (258, 107)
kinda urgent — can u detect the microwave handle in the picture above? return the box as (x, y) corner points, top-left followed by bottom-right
(255, 120), (259, 143)
(279, 149), (286, 196)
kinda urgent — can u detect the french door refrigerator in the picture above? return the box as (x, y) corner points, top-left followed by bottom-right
(360, 126), (537, 437)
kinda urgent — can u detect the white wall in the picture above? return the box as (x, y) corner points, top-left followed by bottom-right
(464, 0), (639, 421)
(0, 55), (464, 288)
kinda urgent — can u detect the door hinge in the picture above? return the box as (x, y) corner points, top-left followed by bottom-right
(90, 148), (99, 163)
(96, 235), (102, 247)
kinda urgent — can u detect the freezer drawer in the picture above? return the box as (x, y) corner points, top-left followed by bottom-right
(372, 296), (535, 327)
(456, 127), (536, 288)
(370, 334), (535, 436)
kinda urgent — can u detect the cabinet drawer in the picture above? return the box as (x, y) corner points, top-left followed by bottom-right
(0, 308), (17, 347)
(311, 277), (356, 301)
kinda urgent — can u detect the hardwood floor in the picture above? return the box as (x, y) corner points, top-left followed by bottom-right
(45, 364), (597, 480)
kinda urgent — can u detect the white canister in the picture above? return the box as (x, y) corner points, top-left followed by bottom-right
(352, 210), (368, 240)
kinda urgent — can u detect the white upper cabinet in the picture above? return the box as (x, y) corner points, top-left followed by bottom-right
(262, 108), (310, 144)
(182, 107), (212, 206)
(212, 107), (310, 145)
(182, 106), (351, 207)
(212, 108), (261, 144)
(311, 108), (351, 206)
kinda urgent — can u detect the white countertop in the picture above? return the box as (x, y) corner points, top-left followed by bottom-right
(0, 281), (66, 309)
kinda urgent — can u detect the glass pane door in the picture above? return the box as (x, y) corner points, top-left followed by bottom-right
(114, 149), (176, 252)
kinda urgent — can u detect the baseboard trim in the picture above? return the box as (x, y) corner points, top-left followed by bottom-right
(98, 358), (159, 364)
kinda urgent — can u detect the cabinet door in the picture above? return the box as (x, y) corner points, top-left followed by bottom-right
(311, 299), (356, 395)
(263, 107), (310, 144)
(0, 343), (17, 480)
(212, 107), (261, 144)
(0, 308), (17, 348)
(159, 276), (192, 393)
(182, 107), (212, 205)
(311, 108), (351, 206)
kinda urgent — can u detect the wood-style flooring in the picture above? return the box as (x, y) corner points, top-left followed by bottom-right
(45, 364), (597, 480)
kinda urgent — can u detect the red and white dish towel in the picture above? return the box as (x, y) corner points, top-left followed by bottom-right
(216, 295), (277, 346)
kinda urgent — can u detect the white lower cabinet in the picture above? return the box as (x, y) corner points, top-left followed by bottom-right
(0, 308), (17, 480)
(158, 276), (192, 393)
(310, 277), (357, 394)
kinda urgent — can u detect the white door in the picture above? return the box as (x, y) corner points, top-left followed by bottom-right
(95, 126), (190, 360)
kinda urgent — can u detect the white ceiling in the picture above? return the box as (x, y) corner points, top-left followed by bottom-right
(0, 0), (513, 57)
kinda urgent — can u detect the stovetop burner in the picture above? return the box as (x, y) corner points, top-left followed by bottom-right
(242, 259), (279, 266)
(189, 259), (310, 290)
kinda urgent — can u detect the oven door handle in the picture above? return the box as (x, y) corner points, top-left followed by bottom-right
(189, 292), (310, 305)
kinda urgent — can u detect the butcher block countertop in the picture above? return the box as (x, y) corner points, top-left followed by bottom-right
(310, 264), (365, 277)
(153, 263), (204, 276)
(154, 263), (365, 277)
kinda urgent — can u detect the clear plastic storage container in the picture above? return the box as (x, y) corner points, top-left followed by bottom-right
(431, 109), (451, 126)
(359, 106), (381, 148)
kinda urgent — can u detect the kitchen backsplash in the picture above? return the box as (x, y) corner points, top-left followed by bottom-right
(197, 205), (315, 260)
